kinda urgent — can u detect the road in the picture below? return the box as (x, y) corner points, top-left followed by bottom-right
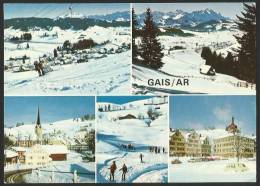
(5, 169), (32, 183)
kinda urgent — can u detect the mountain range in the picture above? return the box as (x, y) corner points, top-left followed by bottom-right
(4, 9), (236, 31)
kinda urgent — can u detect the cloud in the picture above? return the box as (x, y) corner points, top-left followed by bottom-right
(213, 104), (232, 122)
(185, 121), (204, 130)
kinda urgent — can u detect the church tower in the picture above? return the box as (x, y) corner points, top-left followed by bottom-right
(35, 107), (43, 144)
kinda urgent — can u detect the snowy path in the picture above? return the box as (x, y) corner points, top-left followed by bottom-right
(5, 51), (131, 95)
(97, 150), (168, 183)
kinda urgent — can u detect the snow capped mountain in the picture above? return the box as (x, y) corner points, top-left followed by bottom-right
(87, 11), (130, 22)
(137, 8), (231, 29)
(56, 12), (86, 19)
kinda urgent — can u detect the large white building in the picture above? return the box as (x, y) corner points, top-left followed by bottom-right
(24, 144), (52, 167)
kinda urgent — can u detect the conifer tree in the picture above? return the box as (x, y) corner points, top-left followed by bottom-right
(132, 8), (139, 64)
(234, 3), (256, 83)
(139, 8), (164, 69)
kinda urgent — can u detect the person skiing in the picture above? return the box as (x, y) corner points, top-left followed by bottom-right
(38, 60), (45, 76)
(158, 147), (160, 154)
(119, 164), (127, 181)
(34, 61), (41, 76)
(163, 147), (165, 154)
(140, 153), (144, 163)
(109, 161), (117, 181)
(34, 60), (45, 76)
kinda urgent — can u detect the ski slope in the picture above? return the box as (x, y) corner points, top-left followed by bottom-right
(5, 51), (131, 95)
(96, 98), (168, 183)
(133, 29), (255, 95)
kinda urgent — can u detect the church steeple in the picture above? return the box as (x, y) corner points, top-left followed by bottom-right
(35, 106), (43, 144)
(36, 107), (41, 126)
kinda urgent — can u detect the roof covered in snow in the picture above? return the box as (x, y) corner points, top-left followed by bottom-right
(5, 150), (18, 158)
(12, 146), (28, 152)
(200, 64), (213, 73)
(42, 145), (69, 154)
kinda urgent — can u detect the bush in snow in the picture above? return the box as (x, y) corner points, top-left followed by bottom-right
(147, 106), (161, 120)
(72, 39), (96, 50)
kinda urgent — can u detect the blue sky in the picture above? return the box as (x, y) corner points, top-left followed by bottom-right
(4, 96), (95, 127)
(133, 3), (252, 19)
(4, 3), (130, 19)
(170, 96), (256, 135)
(97, 96), (153, 105)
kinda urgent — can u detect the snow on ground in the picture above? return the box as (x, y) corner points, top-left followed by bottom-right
(169, 157), (256, 182)
(4, 26), (130, 62)
(133, 29), (255, 95)
(23, 151), (95, 183)
(5, 119), (94, 145)
(5, 51), (131, 95)
(4, 26), (131, 95)
(96, 98), (168, 183)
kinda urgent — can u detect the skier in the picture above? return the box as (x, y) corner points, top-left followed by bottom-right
(140, 153), (144, 163)
(155, 146), (157, 154)
(158, 147), (160, 154)
(109, 161), (117, 182)
(38, 61), (45, 76)
(119, 164), (128, 181)
(34, 61), (42, 76)
(163, 147), (165, 154)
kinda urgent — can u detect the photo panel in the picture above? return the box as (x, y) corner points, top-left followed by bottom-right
(4, 3), (131, 96)
(96, 96), (169, 183)
(132, 2), (256, 95)
(4, 96), (95, 183)
(169, 95), (256, 182)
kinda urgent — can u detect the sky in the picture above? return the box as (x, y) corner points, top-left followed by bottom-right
(133, 3), (251, 19)
(97, 96), (154, 105)
(170, 96), (256, 135)
(4, 3), (130, 19)
(4, 96), (95, 127)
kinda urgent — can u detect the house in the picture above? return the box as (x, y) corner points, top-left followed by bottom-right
(214, 117), (255, 158)
(169, 130), (186, 157)
(201, 137), (211, 157)
(11, 146), (28, 163)
(200, 64), (216, 76)
(42, 145), (69, 161)
(4, 150), (18, 165)
(185, 131), (202, 157)
(118, 114), (136, 120)
(24, 144), (52, 167)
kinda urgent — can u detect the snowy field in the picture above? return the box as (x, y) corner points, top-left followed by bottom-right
(169, 157), (256, 182)
(23, 151), (95, 183)
(4, 26), (131, 95)
(133, 29), (256, 95)
(5, 119), (94, 145)
(96, 98), (168, 183)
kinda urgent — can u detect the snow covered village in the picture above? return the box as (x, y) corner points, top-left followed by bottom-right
(169, 96), (256, 182)
(4, 97), (95, 183)
(132, 3), (256, 94)
(96, 96), (168, 183)
(4, 4), (131, 95)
